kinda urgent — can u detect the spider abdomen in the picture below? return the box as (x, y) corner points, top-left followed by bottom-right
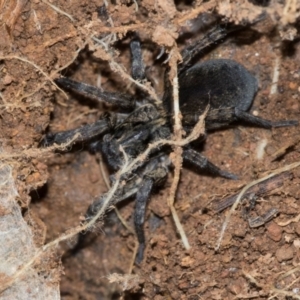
(179, 59), (258, 127)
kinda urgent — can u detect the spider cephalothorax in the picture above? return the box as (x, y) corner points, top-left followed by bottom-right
(44, 24), (298, 263)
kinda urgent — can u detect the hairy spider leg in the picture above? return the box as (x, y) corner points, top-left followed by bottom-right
(43, 119), (110, 146)
(179, 15), (267, 75)
(203, 106), (298, 130)
(132, 156), (169, 263)
(130, 33), (146, 80)
(55, 34), (147, 115)
(55, 77), (135, 110)
(234, 109), (298, 128)
(84, 155), (169, 263)
(134, 177), (154, 264)
(183, 148), (238, 180)
(179, 25), (228, 74)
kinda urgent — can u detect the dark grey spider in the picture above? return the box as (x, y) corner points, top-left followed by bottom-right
(44, 24), (298, 263)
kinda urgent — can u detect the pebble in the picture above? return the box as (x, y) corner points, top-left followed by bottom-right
(275, 245), (294, 262)
(180, 256), (195, 268)
(289, 82), (297, 90)
(3, 74), (13, 85)
(266, 222), (282, 242)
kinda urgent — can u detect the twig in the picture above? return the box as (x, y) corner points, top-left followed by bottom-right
(215, 161), (300, 251)
(167, 49), (190, 250)
(214, 172), (292, 212)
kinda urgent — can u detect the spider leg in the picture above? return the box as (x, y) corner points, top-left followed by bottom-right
(179, 16), (266, 74)
(55, 77), (135, 110)
(42, 118), (110, 146)
(85, 155), (170, 263)
(73, 163), (167, 259)
(130, 33), (145, 81)
(183, 148), (238, 180)
(192, 107), (298, 130)
(134, 177), (154, 264)
(179, 25), (228, 74)
(134, 156), (169, 263)
(84, 173), (155, 265)
(234, 108), (298, 129)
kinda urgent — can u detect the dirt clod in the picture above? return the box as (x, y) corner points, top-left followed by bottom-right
(275, 245), (294, 262)
(266, 221), (283, 242)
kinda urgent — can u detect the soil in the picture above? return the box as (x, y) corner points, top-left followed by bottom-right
(1, 0), (300, 299)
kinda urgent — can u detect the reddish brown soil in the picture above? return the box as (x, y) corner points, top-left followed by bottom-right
(1, 1), (300, 299)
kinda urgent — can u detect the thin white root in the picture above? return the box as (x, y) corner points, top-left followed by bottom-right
(0, 55), (68, 99)
(42, 0), (75, 22)
(215, 161), (300, 251)
(170, 206), (191, 250)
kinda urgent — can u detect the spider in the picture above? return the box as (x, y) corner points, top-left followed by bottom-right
(44, 23), (298, 264)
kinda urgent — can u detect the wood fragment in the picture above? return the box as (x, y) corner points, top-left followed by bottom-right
(248, 208), (279, 228)
(213, 172), (292, 212)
